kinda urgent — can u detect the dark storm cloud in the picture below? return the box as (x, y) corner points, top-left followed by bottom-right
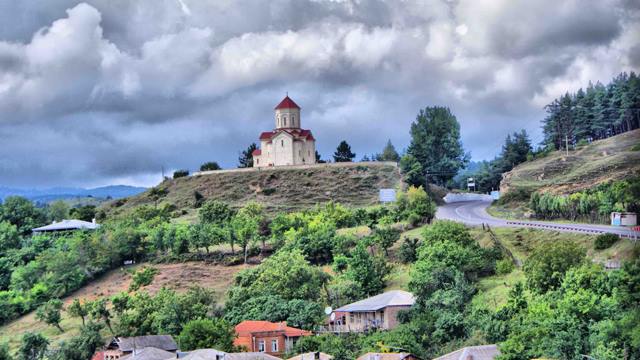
(0, 0), (638, 187)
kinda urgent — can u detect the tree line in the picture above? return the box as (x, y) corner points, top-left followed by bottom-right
(542, 71), (640, 150)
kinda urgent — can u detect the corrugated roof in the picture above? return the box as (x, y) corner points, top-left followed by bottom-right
(181, 349), (283, 360)
(32, 219), (100, 232)
(116, 335), (178, 352)
(288, 352), (333, 360)
(335, 290), (415, 312)
(432, 345), (500, 360)
(356, 353), (416, 360)
(119, 347), (175, 360)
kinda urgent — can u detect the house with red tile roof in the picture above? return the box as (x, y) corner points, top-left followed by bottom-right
(252, 96), (317, 167)
(234, 321), (312, 356)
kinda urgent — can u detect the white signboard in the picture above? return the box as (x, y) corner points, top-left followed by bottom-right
(490, 191), (500, 200)
(379, 189), (396, 203)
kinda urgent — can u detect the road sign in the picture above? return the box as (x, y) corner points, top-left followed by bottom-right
(379, 189), (396, 203)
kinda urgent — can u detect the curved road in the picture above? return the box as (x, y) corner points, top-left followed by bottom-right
(436, 200), (638, 239)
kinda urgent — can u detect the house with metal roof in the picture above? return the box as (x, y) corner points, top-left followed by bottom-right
(102, 335), (178, 359)
(432, 345), (500, 360)
(32, 219), (100, 233)
(324, 290), (415, 333)
(356, 353), (421, 360)
(180, 349), (283, 360)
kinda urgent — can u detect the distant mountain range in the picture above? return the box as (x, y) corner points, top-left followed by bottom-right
(0, 185), (147, 203)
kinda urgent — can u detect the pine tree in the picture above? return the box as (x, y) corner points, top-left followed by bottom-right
(333, 140), (356, 162)
(238, 143), (257, 168)
(379, 140), (400, 162)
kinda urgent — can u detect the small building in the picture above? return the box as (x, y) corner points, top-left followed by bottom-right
(611, 212), (637, 226)
(432, 344), (500, 360)
(327, 290), (415, 333)
(288, 352), (333, 360)
(103, 335), (178, 359)
(234, 321), (312, 356)
(119, 347), (175, 360)
(32, 218), (100, 234)
(356, 353), (421, 360)
(252, 96), (317, 167)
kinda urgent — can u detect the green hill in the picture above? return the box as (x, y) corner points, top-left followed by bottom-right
(500, 129), (640, 196)
(103, 162), (402, 218)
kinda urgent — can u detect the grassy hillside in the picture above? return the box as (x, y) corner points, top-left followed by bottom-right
(500, 129), (640, 195)
(0, 262), (251, 352)
(103, 162), (402, 218)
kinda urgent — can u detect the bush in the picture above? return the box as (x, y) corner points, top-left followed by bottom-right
(173, 169), (189, 178)
(178, 318), (235, 352)
(129, 267), (158, 291)
(496, 259), (515, 275)
(594, 233), (619, 250)
(200, 162), (221, 171)
(398, 237), (421, 263)
(523, 241), (586, 293)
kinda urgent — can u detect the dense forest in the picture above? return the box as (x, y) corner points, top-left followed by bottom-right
(542, 71), (640, 150)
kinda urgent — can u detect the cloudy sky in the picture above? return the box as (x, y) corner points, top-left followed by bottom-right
(0, 0), (638, 188)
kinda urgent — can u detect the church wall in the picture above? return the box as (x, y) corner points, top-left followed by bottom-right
(275, 108), (301, 129)
(272, 133), (294, 166)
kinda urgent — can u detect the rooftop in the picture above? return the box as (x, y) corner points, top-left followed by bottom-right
(32, 219), (100, 232)
(356, 353), (418, 360)
(335, 290), (415, 312)
(235, 321), (311, 338)
(119, 347), (175, 360)
(432, 345), (500, 360)
(111, 335), (178, 352)
(181, 349), (282, 360)
(275, 95), (300, 110)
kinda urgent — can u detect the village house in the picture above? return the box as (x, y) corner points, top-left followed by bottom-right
(325, 290), (415, 333)
(102, 335), (178, 359)
(32, 218), (100, 234)
(287, 352), (333, 360)
(252, 96), (317, 167)
(234, 321), (312, 356)
(432, 344), (500, 360)
(180, 348), (283, 360)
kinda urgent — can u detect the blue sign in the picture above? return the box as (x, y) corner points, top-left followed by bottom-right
(379, 189), (396, 203)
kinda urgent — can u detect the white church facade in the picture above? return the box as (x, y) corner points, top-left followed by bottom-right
(252, 96), (317, 167)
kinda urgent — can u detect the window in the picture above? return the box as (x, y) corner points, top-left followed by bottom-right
(292, 115), (295, 125)
(271, 339), (278, 352)
(281, 140), (284, 147)
(283, 116), (287, 126)
(258, 340), (265, 352)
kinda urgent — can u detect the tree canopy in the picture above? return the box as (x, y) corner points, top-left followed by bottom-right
(333, 140), (356, 162)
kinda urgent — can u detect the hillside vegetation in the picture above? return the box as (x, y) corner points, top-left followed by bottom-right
(500, 129), (640, 196)
(103, 162), (401, 217)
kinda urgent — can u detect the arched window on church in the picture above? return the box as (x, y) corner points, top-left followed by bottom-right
(281, 140), (284, 147)
(292, 115), (295, 126)
(283, 116), (287, 127)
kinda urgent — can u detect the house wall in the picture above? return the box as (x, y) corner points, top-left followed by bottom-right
(342, 306), (412, 332)
(251, 335), (286, 356)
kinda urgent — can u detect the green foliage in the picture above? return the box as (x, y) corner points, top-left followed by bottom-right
(49, 322), (103, 360)
(113, 287), (217, 336)
(379, 140), (400, 162)
(523, 241), (586, 294)
(68, 205), (96, 222)
(398, 237), (421, 263)
(0, 196), (46, 235)
(129, 266), (159, 291)
(35, 299), (64, 333)
(294, 333), (363, 360)
(225, 250), (328, 329)
(200, 161), (221, 171)
(542, 71), (640, 150)
(0, 342), (11, 360)
(594, 233), (619, 250)
(395, 186), (436, 224)
(47, 201), (69, 222)
(333, 140), (356, 162)
(238, 143), (257, 168)
(178, 318), (236, 351)
(88, 298), (113, 334)
(373, 226), (401, 255)
(199, 200), (235, 225)
(407, 106), (469, 186)
(527, 178), (640, 221)
(17, 332), (48, 360)
(224, 295), (323, 330)
(337, 241), (389, 298)
(66, 298), (88, 325)
(399, 155), (425, 188)
(0, 221), (21, 254)
(495, 259), (515, 275)
(173, 169), (189, 178)
(231, 203), (262, 263)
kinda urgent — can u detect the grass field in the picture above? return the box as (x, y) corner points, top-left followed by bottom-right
(0, 262), (252, 353)
(500, 129), (640, 196)
(103, 162), (402, 220)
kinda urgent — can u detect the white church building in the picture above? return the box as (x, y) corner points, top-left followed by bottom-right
(252, 96), (317, 167)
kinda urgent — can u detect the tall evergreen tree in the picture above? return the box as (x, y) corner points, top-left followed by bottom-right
(379, 140), (400, 162)
(333, 141), (356, 162)
(407, 106), (468, 186)
(238, 143), (257, 168)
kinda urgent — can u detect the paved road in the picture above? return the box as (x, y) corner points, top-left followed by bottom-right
(436, 200), (638, 239)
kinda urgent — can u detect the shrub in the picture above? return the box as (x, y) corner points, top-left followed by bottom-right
(594, 233), (619, 250)
(631, 143), (640, 151)
(496, 259), (515, 275)
(524, 241), (586, 293)
(200, 162), (221, 171)
(398, 237), (421, 263)
(129, 267), (158, 291)
(406, 212), (423, 227)
(173, 169), (189, 178)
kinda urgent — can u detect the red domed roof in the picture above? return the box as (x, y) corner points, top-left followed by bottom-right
(275, 95), (301, 110)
